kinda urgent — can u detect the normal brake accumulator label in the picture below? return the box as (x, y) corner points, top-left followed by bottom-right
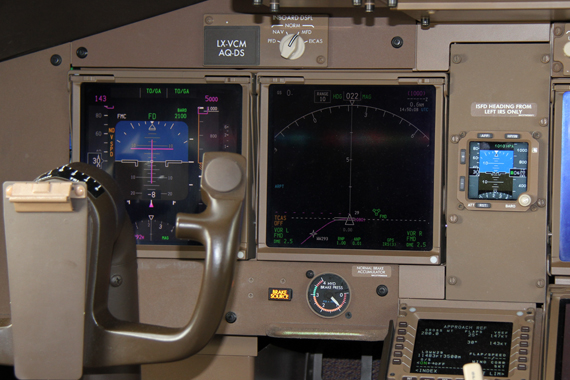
(471, 102), (537, 117)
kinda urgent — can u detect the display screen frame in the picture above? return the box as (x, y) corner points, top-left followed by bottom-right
(555, 298), (570, 380)
(386, 302), (534, 380)
(457, 131), (539, 212)
(70, 70), (253, 258)
(257, 73), (445, 264)
(551, 87), (570, 273)
(411, 319), (513, 377)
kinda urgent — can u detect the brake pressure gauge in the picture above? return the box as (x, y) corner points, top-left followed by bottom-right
(307, 273), (351, 318)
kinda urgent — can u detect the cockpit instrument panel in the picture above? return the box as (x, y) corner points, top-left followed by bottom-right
(258, 74), (444, 263)
(73, 75), (246, 247)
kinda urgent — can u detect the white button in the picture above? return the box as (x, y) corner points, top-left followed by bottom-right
(564, 42), (570, 57)
(518, 194), (532, 207)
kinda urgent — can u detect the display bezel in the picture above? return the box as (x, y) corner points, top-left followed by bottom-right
(552, 86), (570, 274)
(456, 131), (539, 212)
(387, 301), (535, 380)
(544, 287), (570, 380)
(257, 73), (445, 264)
(70, 70), (253, 259)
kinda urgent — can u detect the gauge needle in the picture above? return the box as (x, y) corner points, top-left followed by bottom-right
(331, 297), (340, 307)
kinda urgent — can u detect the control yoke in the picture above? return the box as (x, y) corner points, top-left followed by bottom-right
(0, 152), (246, 379)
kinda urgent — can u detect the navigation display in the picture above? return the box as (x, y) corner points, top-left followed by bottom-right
(468, 141), (528, 200)
(266, 84), (436, 251)
(411, 319), (513, 377)
(80, 83), (242, 245)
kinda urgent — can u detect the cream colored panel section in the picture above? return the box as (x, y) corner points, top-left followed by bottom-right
(71, 0), (416, 69)
(0, 44), (72, 317)
(446, 44), (549, 303)
(399, 265), (445, 299)
(71, 1), (234, 68)
(327, 13), (416, 69)
(142, 354), (254, 380)
(137, 259), (203, 327)
(416, 24), (550, 71)
(138, 259), (398, 340)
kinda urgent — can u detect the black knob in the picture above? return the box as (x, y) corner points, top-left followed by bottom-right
(225, 311), (237, 323)
(376, 285), (389, 297)
(76, 47), (88, 59)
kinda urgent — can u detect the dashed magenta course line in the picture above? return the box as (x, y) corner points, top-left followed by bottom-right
(301, 218), (342, 245)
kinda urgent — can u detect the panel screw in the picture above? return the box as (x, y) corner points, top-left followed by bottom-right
(345, 312), (353, 319)
(459, 131), (467, 138)
(248, 293), (254, 298)
(553, 62), (563, 72)
(280, 278), (286, 284)
(554, 26), (564, 36)
(448, 276), (457, 285)
(225, 312), (237, 323)
(541, 55), (551, 64)
(306, 270), (315, 279)
(76, 47), (88, 59)
(110, 275), (123, 287)
(316, 55), (326, 64)
(248, 277), (254, 283)
(532, 131), (541, 139)
(449, 214), (458, 224)
(537, 198), (546, 208)
(530, 204), (538, 212)
(452, 55), (462, 64)
(391, 36), (404, 49)
(540, 118), (549, 127)
(376, 285), (389, 297)
(205, 16), (214, 24)
(451, 135), (461, 144)
(536, 279), (545, 288)
(50, 54), (62, 66)
(457, 203), (465, 210)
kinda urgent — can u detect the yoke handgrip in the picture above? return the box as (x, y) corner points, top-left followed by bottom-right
(84, 152), (246, 367)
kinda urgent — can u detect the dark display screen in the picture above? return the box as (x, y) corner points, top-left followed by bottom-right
(80, 83), (242, 245)
(411, 319), (513, 377)
(468, 141), (528, 200)
(267, 84), (436, 251)
(555, 299), (570, 380)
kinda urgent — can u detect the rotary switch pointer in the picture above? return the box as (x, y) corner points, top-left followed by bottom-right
(280, 33), (305, 60)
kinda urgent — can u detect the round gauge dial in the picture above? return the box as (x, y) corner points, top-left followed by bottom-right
(307, 273), (351, 318)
